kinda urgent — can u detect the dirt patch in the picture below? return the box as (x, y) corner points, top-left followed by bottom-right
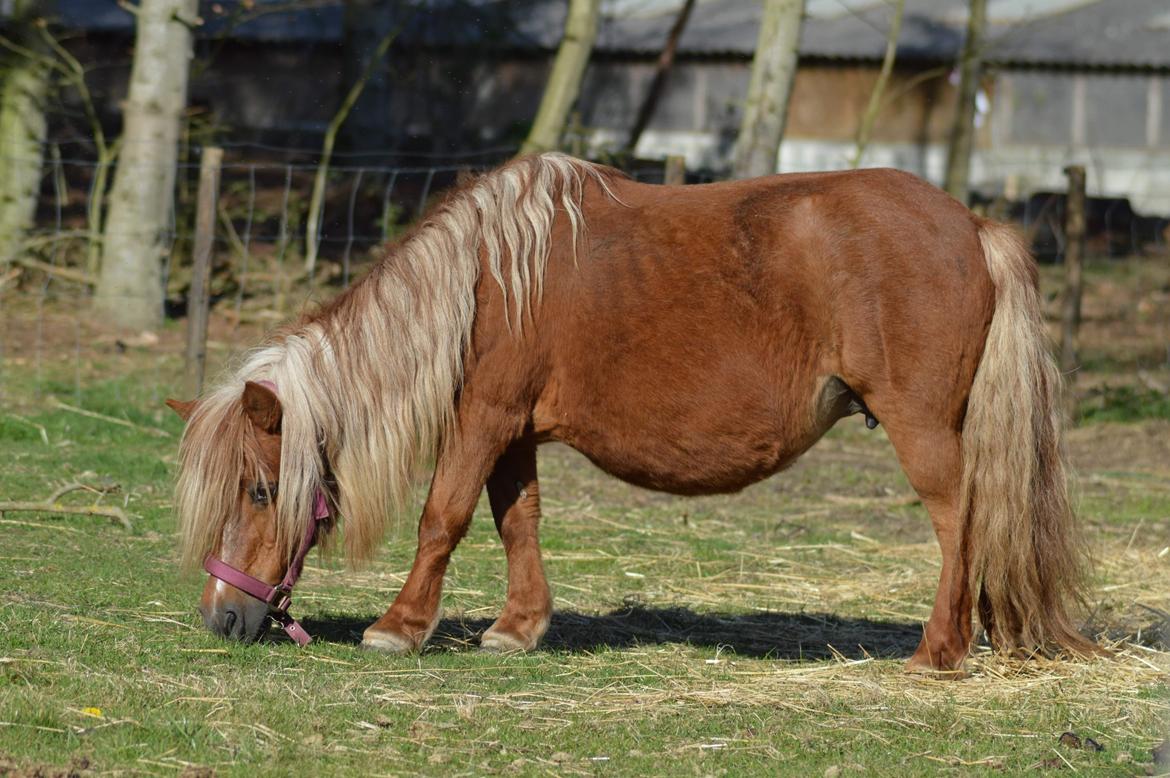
(0, 754), (92, 778)
(1067, 419), (1170, 475)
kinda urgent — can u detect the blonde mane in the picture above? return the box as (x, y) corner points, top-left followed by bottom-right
(175, 153), (615, 569)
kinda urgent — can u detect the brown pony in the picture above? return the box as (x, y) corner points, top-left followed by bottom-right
(168, 152), (1095, 673)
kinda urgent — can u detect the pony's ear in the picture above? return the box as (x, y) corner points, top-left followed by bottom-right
(455, 167), (475, 187)
(165, 398), (198, 422)
(241, 381), (282, 434)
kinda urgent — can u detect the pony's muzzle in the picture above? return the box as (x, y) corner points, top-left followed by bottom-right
(200, 579), (269, 642)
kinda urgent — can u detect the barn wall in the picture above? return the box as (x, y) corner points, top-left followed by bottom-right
(381, 55), (551, 150)
(579, 59), (963, 145)
(54, 38), (345, 145)
(986, 70), (1170, 213)
(993, 70), (1169, 150)
(786, 65), (961, 144)
(193, 45), (342, 139)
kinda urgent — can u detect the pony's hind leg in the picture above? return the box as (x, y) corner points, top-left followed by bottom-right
(481, 437), (552, 651)
(361, 407), (519, 654)
(869, 411), (973, 674)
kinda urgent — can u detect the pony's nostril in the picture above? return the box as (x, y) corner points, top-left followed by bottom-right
(223, 607), (239, 637)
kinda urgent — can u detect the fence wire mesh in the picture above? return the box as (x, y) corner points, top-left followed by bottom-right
(0, 143), (513, 409)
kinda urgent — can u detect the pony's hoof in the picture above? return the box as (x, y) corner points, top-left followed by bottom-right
(480, 628), (537, 653)
(904, 657), (969, 680)
(361, 628), (417, 654)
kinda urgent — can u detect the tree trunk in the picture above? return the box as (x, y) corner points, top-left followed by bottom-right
(624, 0), (696, 154)
(519, 0), (600, 156)
(943, 0), (987, 204)
(731, 0), (805, 180)
(95, 0), (197, 331)
(0, 0), (51, 268)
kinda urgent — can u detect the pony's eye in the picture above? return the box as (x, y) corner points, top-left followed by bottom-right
(248, 482), (277, 506)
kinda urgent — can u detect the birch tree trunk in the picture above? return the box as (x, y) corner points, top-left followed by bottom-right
(943, 0), (987, 204)
(519, 0), (600, 156)
(0, 0), (51, 268)
(732, 0), (805, 180)
(94, 0), (197, 331)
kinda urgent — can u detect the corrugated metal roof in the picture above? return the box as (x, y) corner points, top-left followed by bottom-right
(990, 0), (1170, 68)
(48, 0), (345, 41)
(34, 0), (1170, 70)
(45, 0), (557, 45)
(593, 0), (1170, 68)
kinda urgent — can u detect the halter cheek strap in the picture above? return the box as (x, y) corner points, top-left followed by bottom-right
(202, 380), (331, 647)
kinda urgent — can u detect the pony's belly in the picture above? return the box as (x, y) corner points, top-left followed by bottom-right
(573, 437), (799, 495)
(536, 399), (814, 496)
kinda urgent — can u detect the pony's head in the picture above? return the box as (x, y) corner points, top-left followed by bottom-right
(168, 380), (310, 642)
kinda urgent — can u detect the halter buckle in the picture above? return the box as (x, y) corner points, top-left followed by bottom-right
(268, 585), (294, 614)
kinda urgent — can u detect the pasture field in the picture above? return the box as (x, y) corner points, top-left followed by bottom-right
(1, 258), (1169, 776)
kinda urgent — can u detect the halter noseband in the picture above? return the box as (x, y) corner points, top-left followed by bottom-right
(202, 379), (331, 646)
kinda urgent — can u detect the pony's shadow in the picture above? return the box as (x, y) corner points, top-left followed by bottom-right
(299, 604), (925, 660)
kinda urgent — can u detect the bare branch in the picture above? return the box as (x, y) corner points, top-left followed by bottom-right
(49, 399), (171, 438)
(304, 14), (410, 276)
(625, 0), (696, 154)
(47, 482), (120, 504)
(13, 256), (96, 286)
(0, 499), (133, 531)
(851, 0), (905, 168)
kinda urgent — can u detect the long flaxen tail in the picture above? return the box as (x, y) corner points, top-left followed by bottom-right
(961, 220), (1097, 656)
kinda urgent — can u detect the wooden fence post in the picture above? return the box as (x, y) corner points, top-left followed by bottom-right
(1060, 164), (1086, 422)
(664, 155), (686, 186)
(184, 146), (223, 398)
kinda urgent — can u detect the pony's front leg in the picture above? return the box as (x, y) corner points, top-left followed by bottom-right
(481, 438), (551, 651)
(361, 414), (516, 654)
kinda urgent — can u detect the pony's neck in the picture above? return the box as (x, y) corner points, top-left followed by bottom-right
(240, 153), (604, 562)
(241, 212), (480, 562)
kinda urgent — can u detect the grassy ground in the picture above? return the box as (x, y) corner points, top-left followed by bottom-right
(1, 259), (1168, 776)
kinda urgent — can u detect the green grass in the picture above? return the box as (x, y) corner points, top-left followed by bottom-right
(1, 355), (1168, 775)
(1080, 384), (1170, 424)
(2, 229), (1168, 777)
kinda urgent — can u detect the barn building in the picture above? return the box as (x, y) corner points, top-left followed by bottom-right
(28, 0), (1170, 218)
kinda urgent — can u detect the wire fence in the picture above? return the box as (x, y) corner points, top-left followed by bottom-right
(1007, 192), (1170, 264)
(1, 142), (1168, 415)
(29, 152), (497, 274)
(2, 143), (521, 411)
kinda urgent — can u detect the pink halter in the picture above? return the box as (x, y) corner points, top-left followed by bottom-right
(202, 380), (331, 646)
